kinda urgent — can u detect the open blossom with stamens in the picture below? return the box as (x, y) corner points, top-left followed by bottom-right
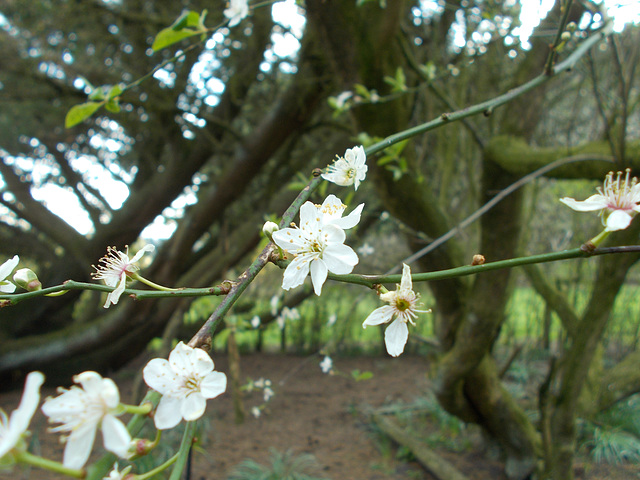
(92, 245), (155, 308)
(143, 342), (227, 430)
(271, 195), (361, 296)
(0, 372), (44, 463)
(560, 169), (640, 232)
(41, 371), (131, 469)
(224, 0), (249, 27)
(322, 145), (367, 190)
(362, 264), (430, 357)
(0, 255), (19, 293)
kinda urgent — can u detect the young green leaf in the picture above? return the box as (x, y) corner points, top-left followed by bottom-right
(65, 101), (103, 128)
(152, 10), (205, 51)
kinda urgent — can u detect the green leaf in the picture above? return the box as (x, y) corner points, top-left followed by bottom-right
(65, 101), (103, 128)
(104, 99), (121, 113)
(152, 10), (205, 51)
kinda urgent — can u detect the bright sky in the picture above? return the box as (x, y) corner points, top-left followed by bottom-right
(1, 0), (638, 241)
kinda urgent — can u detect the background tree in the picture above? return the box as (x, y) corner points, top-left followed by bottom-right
(1, 1), (639, 479)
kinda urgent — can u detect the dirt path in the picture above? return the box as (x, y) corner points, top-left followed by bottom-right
(3, 353), (639, 479)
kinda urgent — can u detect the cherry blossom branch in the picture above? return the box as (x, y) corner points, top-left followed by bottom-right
(0, 280), (232, 307)
(188, 170), (325, 349)
(324, 245), (640, 289)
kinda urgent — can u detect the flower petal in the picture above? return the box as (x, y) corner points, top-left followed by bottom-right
(181, 393), (206, 422)
(143, 358), (180, 395)
(0, 255), (19, 282)
(101, 414), (131, 458)
(200, 371), (228, 399)
(400, 263), (413, 291)
(330, 203), (364, 230)
(64, 422), (97, 469)
(310, 259), (328, 295)
(128, 244), (155, 264)
(362, 305), (395, 327)
(322, 244), (358, 274)
(559, 195), (608, 212)
(154, 395), (183, 430)
(605, 209), (634, 231)
(384, 319), (409, 357)
(281, 255), (312, 291)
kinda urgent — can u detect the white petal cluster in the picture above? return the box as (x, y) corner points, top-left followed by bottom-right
(143, 342), (227, 430)
(224, 0), (249, 27)
(92, 245), (155, 308)
(362, 264), (429, 357)
(0, 255), (19, 293)
(272, 195), (362, 295)
(560, 169), (640, 232)
(319, 356), (333, 374)
(322, 145), (367, 190)
(41, 372), (131, 469)
(0, 372), (44, 462)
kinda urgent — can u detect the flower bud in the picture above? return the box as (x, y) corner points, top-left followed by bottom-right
(566, 22), (577, 32)
(262, 221), (279, 240)
(13, 268), (42, 291)
(561, 31), (571, 42)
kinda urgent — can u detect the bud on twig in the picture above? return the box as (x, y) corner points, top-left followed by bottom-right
(13, 268), (42, 291)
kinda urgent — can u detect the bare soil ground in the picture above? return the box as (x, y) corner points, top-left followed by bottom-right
(3, 353), (639, 480)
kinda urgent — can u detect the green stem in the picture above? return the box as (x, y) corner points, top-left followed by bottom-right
(15, 451), (84, 478)
(120, 401), (153, 416)
(130, 273), (179, 292)
(188, 171), (324, 348)
(588, 229), (610, 247)
(135, 452), (179, 480)
(0, 280), (231, 306)
(168, 422), (196, 480)
(326, 245), (640, 288)
(365, 21), (612, 157)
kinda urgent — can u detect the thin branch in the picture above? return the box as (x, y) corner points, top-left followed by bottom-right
(365, 21), (613, 157)
(397, 153), (614, 271)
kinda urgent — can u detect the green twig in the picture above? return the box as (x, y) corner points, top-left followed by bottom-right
(325, 245), (640, 289)
(365, 21), (612, 157)
(188, 170), (324, 349)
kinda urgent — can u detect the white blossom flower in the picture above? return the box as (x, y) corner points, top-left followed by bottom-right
(250, 406), (261, 418)
(92, 245), (155, 308)
(143, 342), (227, 430)
(263, 387), (274, 402)
(327, 313), (337, 327)
(271, 196), (361, 296)
(317, 194), (364, 230)
(42, 371), (131, 469)
(0, 371), (44, 462)
(0, 255), (19, 293)
(270, 295), (280, 316)
(103, 463), (132, 480)
(281, 306), (300, 321)
(276, 315), (285, 330)
(333, 91), (353, 108)
(250, 315), (261, 329)
(362, 264), (430, 357)
(224, 0), (249, 27)
(357, 243), (375, 256)
(560, 169), (640, 232)
(319, 356), (333, 374)
(322, 145), (367, 190)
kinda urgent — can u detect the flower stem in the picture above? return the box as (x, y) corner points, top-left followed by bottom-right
(130, 273), (179, 292)
(120, 401), (153, 416)
(168, 421), (196, 480)
(134, 452), (179, 480)
(588, 230), (610, 248)
(15, 451), (84, 478)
